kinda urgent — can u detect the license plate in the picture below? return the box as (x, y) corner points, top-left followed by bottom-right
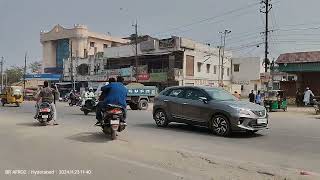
(42, 115), (49, 119)
(110, 120), (119, 125)
(257, 118), (267, 124)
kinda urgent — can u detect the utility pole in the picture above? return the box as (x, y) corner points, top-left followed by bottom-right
(133, 20), (139, 82)
(260, 0), (272, 73)
(24, 52), (27, 98)
(219, 29), (231, 86)
(69, 41), (74, 91)
(0, 56), (3, 91)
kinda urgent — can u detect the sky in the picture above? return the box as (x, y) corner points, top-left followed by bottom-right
(1, 0), (320, 68)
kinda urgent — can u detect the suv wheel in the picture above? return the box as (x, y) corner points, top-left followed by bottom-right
(211, 115), (231, 136)
(153, 110), (169, 127)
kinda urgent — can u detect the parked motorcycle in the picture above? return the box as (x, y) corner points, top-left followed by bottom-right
(313, 99), (320, 115)
(98, 104), (126, 140)
(80, 98), (97, 115)
(37, 102), (53, 125)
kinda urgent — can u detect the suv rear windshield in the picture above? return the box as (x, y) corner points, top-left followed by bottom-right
(205, 88), (237, 101)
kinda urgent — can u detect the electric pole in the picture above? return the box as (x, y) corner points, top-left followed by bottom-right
(24, 52), (27, 98)
(219, 29), (231, 86)
(0, 56), (4, 91)
(133, 20), (138, 82)
(260, 0), (272, 73)
(69, 41), (74, 91)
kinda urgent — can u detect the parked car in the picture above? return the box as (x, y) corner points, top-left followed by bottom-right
(153, 86), (268, 136)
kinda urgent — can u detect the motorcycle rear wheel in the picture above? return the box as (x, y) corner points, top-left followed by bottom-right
(111, 129), (117, 140)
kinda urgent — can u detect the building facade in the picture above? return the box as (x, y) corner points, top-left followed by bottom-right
(103, 36), (232, 88)
(231, 57), (264, 96)
(63, 36), (232, 90)
(277, 51), (320, 97)
(40, 24), (129, 74)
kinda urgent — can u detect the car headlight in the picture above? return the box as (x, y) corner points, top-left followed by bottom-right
(239, 108), (251, 116)
(230, 106), (252, 117)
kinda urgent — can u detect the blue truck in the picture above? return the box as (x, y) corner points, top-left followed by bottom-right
(126, 83), (158, 110)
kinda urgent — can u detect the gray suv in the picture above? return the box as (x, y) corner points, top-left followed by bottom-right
(153, 86), (268, 136)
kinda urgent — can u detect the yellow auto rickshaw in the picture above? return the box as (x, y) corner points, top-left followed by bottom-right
(0, 86), (24, 107)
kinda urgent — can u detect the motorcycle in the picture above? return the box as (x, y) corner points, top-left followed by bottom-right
(98, 104), (126, 140)
(37, 102), (53, 125)
(69, 96), (81, 106)
(313, 99), (320, 115)
(80, 98), (97, 115)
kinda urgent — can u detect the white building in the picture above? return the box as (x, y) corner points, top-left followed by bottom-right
(231, 57), (264, 96)
(103, 36), (232, 88)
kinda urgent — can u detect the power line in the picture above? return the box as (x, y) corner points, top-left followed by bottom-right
(151, 2), (261, 37)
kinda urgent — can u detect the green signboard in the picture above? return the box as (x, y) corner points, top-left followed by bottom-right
(150, 72), (167, 82)
(278, 63), (320, 72)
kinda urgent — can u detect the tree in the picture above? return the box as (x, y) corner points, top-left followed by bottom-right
(28, 61), (42, 73)
(5, 66), (24, 85)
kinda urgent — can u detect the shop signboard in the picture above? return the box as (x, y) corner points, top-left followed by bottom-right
(150, 72), (167, 82)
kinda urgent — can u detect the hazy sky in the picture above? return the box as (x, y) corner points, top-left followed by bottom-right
(1, 0), (320, 68)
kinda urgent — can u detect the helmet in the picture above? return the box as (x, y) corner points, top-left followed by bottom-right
(89, 87), (93, 92)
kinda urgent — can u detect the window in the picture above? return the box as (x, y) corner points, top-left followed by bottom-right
(84, 49), (88, 58)
(186, 55), (194, 76)
(168, 89), (184, 98)
(227, 68), (230, 76)
(206, 64), (210, 73)
(205, 88), (237, 101)
(254, 84), (258, 91)
(90, 42), (95, 47)
(103, 44), (108, 48)
(233, 64), (240, 72)
(184, 89), (207, 100)
(214, 65), (217, 74)
(197, 62), (203, 72)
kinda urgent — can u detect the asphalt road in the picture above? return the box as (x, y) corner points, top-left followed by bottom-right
(0, 102), (319, 180)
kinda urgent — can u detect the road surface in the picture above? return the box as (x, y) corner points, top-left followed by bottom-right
(0, 102), (319, 180)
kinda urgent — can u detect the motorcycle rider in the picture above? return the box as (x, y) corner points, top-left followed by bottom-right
(34, 81), (59, 125)
(95, 76), (127, 125)
(81, 87), (95, 106)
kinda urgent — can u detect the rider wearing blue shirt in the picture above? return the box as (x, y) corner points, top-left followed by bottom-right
(95, 76), (128, 125)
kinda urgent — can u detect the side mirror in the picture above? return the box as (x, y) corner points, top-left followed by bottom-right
(199, 97), (208, 104)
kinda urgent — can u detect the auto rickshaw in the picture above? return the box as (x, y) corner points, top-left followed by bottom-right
(263, 90), (287, 112)
(0, 86), (24, 107)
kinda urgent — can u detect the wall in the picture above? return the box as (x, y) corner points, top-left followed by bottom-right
(182, 42), (232, 86)
(42, 41), (56, 68)
(232, 57), (262, 82)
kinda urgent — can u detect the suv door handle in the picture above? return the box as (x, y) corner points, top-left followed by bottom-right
(182, 102), (188, 105)
(164, 100), (169, 102)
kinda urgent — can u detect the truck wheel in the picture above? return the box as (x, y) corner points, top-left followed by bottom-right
(130, 103), (139, 110)
(138, 99), (148, 110)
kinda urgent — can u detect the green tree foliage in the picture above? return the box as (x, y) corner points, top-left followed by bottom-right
(4, 66), (24, 85)
(28, 61), (42, 73)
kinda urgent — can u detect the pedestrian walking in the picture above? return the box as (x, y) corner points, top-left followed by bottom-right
(303, 87), (314, 106)
(249, 90), (255, 103)
(255, 90), (262, 105)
